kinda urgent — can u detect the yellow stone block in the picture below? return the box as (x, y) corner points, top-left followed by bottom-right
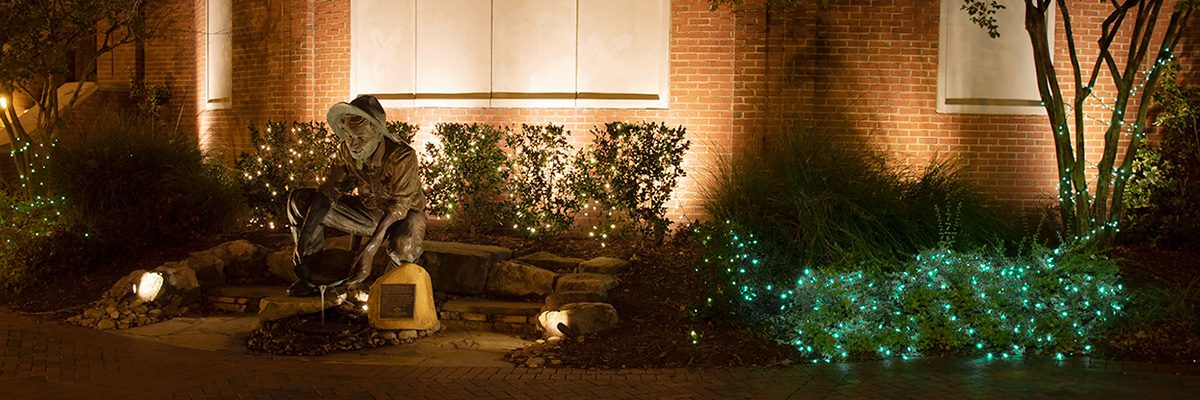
(368, 263), (438, 330)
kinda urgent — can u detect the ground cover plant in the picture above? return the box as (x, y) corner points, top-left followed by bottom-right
(695, 222), (1123, 362)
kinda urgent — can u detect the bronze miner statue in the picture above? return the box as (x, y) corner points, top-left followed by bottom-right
(286, 95), (426, 297)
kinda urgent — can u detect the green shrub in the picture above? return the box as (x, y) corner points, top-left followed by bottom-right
(420, 123), (511, 232)
(505, 124), (579, 237)
(704, 128), (1008, 276)
(0, 192), (96, 289)
(236, 121), (339, 229)
(694, 222), (1123, 362)
(574, 122), (690, 242)
(48, 114), (246, 245)
(1121, 65), (1200, 247)
(235, 120), (419, 229)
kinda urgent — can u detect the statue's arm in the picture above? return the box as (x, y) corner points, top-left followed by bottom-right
(318, 162), (353, 201)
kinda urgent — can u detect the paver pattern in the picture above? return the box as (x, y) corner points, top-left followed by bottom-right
(2, 311), (1196, 399)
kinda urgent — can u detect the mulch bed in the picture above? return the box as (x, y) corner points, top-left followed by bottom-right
(1101, 244), (1200, 364)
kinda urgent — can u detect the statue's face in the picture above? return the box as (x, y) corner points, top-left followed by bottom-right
(343, 114), (382, 163)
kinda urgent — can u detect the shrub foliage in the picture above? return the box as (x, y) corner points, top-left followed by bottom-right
(574, 122), (690, 242)
(235, 120), (417, 229)
(695, 222), (1123, 362)
(420, 123), (511, 232)
(505, 124), (579, 237)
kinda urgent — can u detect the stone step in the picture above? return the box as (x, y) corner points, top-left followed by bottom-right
(555, 273), (620, 295)
(517, 251), (583, 272)
(258, 295), (342, 321)
(578, 257), (630, 275)
(207, 286), (287, 313)
(440, 298), (543, 316)
(438, 298), (543, 335)
(208, 285), (287, 299)
(421, 241), (514, 295)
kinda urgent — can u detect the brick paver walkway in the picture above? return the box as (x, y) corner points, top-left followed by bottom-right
(2, 312), (1196, 399)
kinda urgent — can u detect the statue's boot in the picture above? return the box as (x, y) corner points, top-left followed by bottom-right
(287, 279), (319, 297)
(287, 255), (320, 297)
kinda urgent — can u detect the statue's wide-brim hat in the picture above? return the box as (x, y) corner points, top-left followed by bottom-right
(327, 95), (396, 143)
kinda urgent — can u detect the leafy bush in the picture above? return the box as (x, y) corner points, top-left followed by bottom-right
(0, 193), (97, 289)
(574, 122), (690, 242)
(236, 121), (339, 228)
(420, 123), (511, 232)
(235, 120), (419, 229)
(1121, 65), (1200, 247)
(505, 124), (579, 237)
(48, 114), (246, 245)
(695, 222), (1123, 362)
(704, 128), (1008, 276)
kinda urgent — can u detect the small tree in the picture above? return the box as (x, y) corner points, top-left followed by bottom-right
(0, 0), (160, 194)
(963, 0), (1195, 248)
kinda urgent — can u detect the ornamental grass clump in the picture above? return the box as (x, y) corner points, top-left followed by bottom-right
(574, 121), (690, 243)
(704, 127), (1008, 275)
(504, 124), (579, 237)
(420, 123), (511, 232)
(695, 222), (1124, 362)
(48, 113), (246, 245)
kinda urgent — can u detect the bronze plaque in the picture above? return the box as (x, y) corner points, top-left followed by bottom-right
(379, 283), (416, 319)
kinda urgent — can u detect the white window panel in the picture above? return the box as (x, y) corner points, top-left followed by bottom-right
(206, 0), (232, 110)
(415, 0), (492, 107)
(576, 0), (669, 108)
(352, 0), (416, 108)
(491, 0), (577, 108)
(937, 0), (1053, 114)
(348, 0), (669, 109)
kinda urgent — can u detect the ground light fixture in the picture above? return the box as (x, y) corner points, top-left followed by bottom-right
(134, 272), (166, 303)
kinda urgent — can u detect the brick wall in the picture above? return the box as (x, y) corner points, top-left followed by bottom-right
(96, 0), (1200, 219)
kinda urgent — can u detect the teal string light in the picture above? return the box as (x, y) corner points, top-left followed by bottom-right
(696, 221), (1125, 362)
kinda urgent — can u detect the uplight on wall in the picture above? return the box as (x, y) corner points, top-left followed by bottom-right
(1, 97), (7, 109)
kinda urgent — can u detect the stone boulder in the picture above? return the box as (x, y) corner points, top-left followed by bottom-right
(266, 246), (297, 283)
(184, 251), (226, 288)
(537, 302), (619, 338)
(108, 269), (148, 299)
(368, 263), (438, 330)
(220, 240), (269, 279)
(555, 273), (620, 295)
(543, 291), (607, 311)
(147, 263), (201, 305)
(577, 257), (630, 275)
(485, 260), (557, 298)
(258, 295), (343, 321)
(517, 251), (584, 272)
(421, 241), (512, 295)
(222, 240), (268, 264)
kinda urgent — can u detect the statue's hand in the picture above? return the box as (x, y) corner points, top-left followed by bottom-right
(346, 249), (375, 285)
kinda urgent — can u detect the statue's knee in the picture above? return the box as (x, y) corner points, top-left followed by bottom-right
(287, 188), (311, 207)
